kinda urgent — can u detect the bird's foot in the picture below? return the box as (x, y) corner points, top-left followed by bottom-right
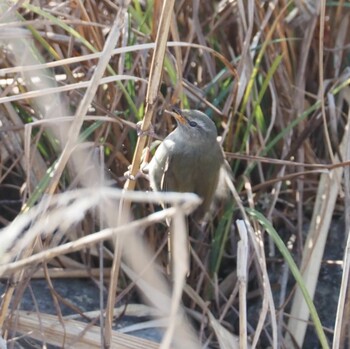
(136, 121), (156, 137)
(123, 164), (149, 181)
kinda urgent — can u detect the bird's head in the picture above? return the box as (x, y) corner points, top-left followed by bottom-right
(166, 106), (218, 141)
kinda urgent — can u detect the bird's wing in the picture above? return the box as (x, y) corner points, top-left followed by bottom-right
(150, 138), (196, 193)
(159, 153), (181, 192)
(159, 154), (170, 191)
(149, 139), (177, 192)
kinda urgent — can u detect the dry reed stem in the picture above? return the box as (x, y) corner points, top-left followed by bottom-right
(286, 85), (350, 348)
(237, 220), (248, 349)
(0, 267), (112, 279)
(225, 175), (278, 348)
(0, 75), (146, 104)
(45, 9), (126, 195)
(333, 211), (350, 349)
(107, 1), (176, 344)
(122, 237), (201, 349)
(0, 189), (200, 274)
(0, 3), (58, 329)
(0, 93), (47, 189)
(64, 303), (164, 320)
(7, 310), (159, 349)
(0, 42), (234, 79)
(169, 12), (184, 102)
(160, 209), (189, 349)
(124, 0), (175, 192)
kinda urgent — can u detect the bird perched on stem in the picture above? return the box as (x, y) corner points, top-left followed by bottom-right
(148, 106), (229, 275)
(149, 106), (225, 222)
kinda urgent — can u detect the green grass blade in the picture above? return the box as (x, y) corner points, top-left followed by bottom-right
(246, 208), (330, 349)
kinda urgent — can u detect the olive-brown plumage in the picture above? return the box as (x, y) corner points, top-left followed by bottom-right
(149, 106), (224, 220)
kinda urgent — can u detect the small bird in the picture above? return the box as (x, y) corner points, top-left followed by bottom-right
(148, 106), (224, 221)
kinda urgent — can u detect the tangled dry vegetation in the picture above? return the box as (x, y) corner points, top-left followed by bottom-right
(0, 1), (350, 348)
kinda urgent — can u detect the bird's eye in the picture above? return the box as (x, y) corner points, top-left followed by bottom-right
(188, 121), (197, 127)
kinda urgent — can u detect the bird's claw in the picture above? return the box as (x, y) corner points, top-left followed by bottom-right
(136, 121), (155, 137)
(124, 165), (149, 181)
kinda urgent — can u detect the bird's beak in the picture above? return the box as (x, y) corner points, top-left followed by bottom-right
(165, 106), (186, 124)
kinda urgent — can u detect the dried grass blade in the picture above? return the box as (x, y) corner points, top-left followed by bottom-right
(8, 311), (159, 349)
(160, 208), (188, 349)
(45, 9), (126, 195)
(225, 178), (278, 348)
(236, 220), (248, 348)
(284, 80), (350, 349)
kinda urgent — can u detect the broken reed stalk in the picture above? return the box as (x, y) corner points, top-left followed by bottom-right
(105, 0), (176, 346)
